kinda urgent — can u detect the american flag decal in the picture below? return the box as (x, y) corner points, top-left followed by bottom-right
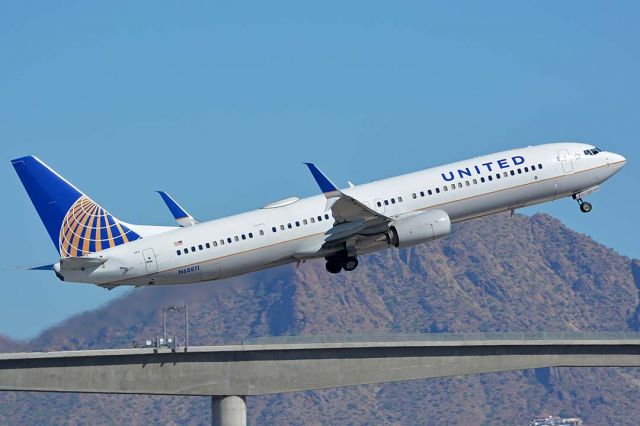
(173, 240), (183, 246)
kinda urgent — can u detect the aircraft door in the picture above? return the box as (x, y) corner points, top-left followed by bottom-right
(557, 149), (574, 174)
(373, 198), (385, 214)
(142, 248), (158, 273)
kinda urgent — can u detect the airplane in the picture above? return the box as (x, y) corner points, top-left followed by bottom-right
(11, 142), (626, 289)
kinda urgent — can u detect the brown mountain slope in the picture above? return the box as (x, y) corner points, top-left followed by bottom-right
(1, 212), (639, 425)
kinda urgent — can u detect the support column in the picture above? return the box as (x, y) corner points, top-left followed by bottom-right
(212, 395), (246, 426)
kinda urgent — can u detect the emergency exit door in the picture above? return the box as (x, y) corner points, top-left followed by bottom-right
(142, 248), (158, 273)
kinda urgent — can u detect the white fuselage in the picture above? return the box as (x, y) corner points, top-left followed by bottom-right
(56, 143), (626, 287)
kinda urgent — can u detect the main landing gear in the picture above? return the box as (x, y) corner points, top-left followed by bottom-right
(576, 198), (593, 213)
(325, 254), (359, 274)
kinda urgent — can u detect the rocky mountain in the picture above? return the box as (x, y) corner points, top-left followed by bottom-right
(1, 213), (639, 425)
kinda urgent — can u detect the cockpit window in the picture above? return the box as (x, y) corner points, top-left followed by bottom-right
(583, 147), (602, 156)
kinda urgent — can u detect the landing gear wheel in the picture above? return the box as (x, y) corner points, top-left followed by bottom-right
(579, 201), (593, 213)
(325, 260), (342, 274)
(342, 257), (359, 272)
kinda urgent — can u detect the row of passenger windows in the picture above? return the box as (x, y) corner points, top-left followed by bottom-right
(410, 163), (543, 200)
(177, 228), (265, 256)
(176, 213), (332, 256)
(376, 163), (543, 207)
(376, 196), (404, 208)
(409, 163), (543, 200)
(177, 163), (544, 256)
(272, 213), (331, 233)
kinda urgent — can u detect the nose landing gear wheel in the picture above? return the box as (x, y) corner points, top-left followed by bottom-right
(579, 200), (593, 213)
(342, 257), (359, 272)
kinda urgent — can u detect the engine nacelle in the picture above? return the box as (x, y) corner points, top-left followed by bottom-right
(389, 210), (451, 248)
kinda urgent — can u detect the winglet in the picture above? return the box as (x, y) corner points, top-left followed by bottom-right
(304, 163), (342, 198)
(156, 191), (199, 227)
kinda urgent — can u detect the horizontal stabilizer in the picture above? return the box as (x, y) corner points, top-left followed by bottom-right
(59, 256), (107, 272)
(28, 264), (55, 271)
(156, 191), (199, 227)
(10, 264), (55, 271)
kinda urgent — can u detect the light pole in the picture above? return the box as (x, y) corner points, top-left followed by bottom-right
(162, 304), (189, 351)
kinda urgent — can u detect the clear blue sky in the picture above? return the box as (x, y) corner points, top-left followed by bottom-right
(1, 1), (639, 339)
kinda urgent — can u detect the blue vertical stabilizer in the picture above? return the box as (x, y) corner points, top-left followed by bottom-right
(12, 156), (140, 257)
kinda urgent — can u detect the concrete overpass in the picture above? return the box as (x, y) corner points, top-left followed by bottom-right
(2, 332), (640, 425)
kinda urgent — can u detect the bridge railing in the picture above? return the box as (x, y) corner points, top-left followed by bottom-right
(242, 331), (640, 345)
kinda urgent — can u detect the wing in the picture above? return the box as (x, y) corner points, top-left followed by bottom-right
(304, 163), (391, 245)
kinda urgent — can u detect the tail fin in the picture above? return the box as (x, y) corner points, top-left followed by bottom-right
(11, 156), (141, 258)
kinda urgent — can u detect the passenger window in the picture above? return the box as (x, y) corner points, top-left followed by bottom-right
(280, 225), (285, 230)
(198, 245), (203, 250)
(377, 201), (382, 207)
(249, 232), (253, 238)
(427, 190), (432, 196)
(324, 214), (330, 220)
(384, 200), (389, 205)
(398, 196), (403, 202)
(311, 217), (315, 223)
(259, 230), (264, 236)
(220, 239), (225, 245)
(391, 198), (396, 204)
(241, 234), (246, 240)
(206, 243), (210, 249)
(480, 177), (485, 183)
(488, 175), (493, 181)
(503, 172), (508, 177)
(412, 193), (417, 199)
(451, 184), (455, 190)
(318, 216), (322, 222)
(183, 248), (188, 254)
(538, 163), (543, 169)
(473, 179), (478, 185)
(495, 173), (500, 179)
(176, 250), (181, 256)
(458, 182), (463, 188)
(303, 219), (308, 225)
(517, 169), (522, 174)
(233, 236), (238, 242)
(510, 170), (515, 176)
(443, 186), (448, 192)
(227, 238), (232, 244)
(531, 165), (536, 171)
(524, 167), (529, 173)
(213, 241), (218, 247)
(287, 223), (292, 229)
(436, 187), (440, 193)
(191, 246), (196, 252)
(272, 227), (277, 233)
(465, 181), (470, 186)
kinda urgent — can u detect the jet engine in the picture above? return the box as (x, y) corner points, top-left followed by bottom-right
(388, 210), (451, 248)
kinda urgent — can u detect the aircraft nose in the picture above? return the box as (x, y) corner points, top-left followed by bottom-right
(611, 152), (626, 166)
(606, 152), (627, 169)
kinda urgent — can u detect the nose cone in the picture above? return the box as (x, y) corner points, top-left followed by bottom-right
(609, 152), (627, 167)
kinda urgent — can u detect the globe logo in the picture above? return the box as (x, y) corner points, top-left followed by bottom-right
(58, 196), (141, 258)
